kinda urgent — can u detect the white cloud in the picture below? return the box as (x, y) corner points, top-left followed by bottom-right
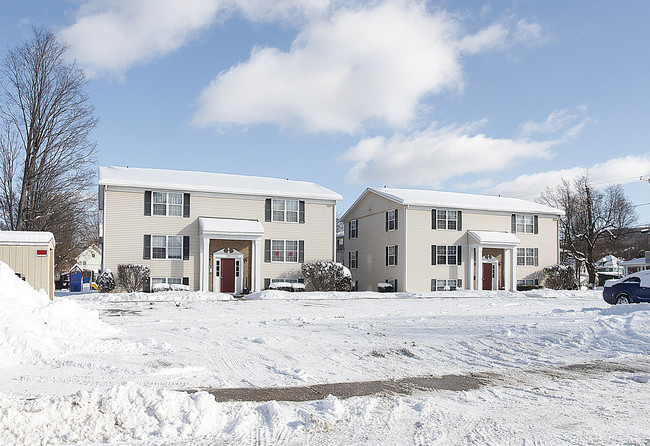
(486, 154), (650, 198)
(519, 106), (591, 138)
(58, 0), (226, 78)
(57, 0), (332, 78)
(193, 1), (542, 133)
(340, 121), (556, 187)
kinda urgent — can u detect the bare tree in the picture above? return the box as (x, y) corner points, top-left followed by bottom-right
(0, 26), (98, 273)
(539, 174), (637, 287)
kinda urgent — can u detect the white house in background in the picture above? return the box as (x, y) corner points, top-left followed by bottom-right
(75, 244), (102, 280)
(342, 187), (564, 292)
(0, 231), (56, 299)
(621, 251), (650, 275)
(98, 166), (342, 293)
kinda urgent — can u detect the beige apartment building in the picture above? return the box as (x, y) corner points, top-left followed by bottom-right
(342, 187), (563, 292)
(99, 166), (341, 293)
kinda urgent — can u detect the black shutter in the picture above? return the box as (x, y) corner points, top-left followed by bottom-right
(535, 248), (539, 266)
(534, 215), (539, 234)
(355, 251), (358, 268)
(299, 201), (305, 223)
(144, 191), (151, 216)
(432, 209), (437, 229)
(457, 211), (462, 231)
(457, 245), (462, 265)
(264, 278), (271, 289)
(298, 240), (305, 263)
(431, 279), (436, 291)
(511, 214), (517, 233)
(182, 277), (189, 286)
(394, 245), (398, 265)
(183, 193), (190, 218)
(348, 221), (351, 239)
(385, 246), (389, 266)
(264, 239), (271, 262)
(183, 236), (190, 260)
(265, 199), (272, 222)
(348, 251), (351, 267)
(394, 279), (398, 292)
(143, 279), (151, 293)
(385, 212), (389, 231)
(143, 235), (151, 260)
(431, 245), (437, 265)
(457, 278), (462, 289)
(394, 209), (398, 230)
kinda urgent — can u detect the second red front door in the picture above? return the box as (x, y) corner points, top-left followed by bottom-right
(221, 258), (235, 293)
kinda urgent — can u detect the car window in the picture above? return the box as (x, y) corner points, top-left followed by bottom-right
(623, 277), (641, 283)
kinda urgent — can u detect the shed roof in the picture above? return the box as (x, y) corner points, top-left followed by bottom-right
(0, 231), (55, 245)
(366, 187), (564, 215)
(99, 166), (342, 201)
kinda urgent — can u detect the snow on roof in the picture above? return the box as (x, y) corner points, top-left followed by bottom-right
(0, 231), (55, 245)
(468, 231), (520, 246)
(366, 187), (564, 215)
(99, 166), (342, 201)
(621, 257), (648, 266)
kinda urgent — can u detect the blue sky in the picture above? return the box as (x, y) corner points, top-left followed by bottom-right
(2, 1), (650, 223)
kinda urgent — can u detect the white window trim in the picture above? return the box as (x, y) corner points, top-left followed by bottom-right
(436, 210), (458, 230)
(152, 191), (184, 217)
(436, 245), (458, 265)
(152, 235), (183, 260)
(387, 245), (397, 266)
(516, 214), (535, 234)
(435, 279), (458, 291)
(517, 247), (538, 266)
(350, 219), (358, 239)
(271, 239), (300, 263)
(272, 199), (299, 223)
(387, 210), (397, 231)
(349, 251), (358, 269)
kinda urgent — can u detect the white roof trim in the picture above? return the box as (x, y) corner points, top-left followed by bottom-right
(199, 217), (264, 239)
(0, 231), (55, 245)
(468, 230), (520, 247)
(99, 166), (342, 202)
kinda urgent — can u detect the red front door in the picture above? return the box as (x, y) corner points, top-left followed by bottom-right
(221, 258), (235, 293)
(482, 263), (493, 290)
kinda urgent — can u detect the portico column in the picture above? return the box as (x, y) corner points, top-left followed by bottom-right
(476, 245), (483, 290)
(469, 244), (476, 290)
(200, 235), (210, 291)
(510, 247), (517, 291)
(254, 237), (262, 292)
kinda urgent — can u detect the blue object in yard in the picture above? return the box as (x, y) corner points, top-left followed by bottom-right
(70, 269), (82, 292)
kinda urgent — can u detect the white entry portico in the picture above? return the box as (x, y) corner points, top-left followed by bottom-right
(198, 217), (264, 292)
(468, 230), (520, 291)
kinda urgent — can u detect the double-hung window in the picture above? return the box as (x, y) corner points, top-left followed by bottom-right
(516, 214), (535, 233)
(436, 210), (458, 230)
(349, 219), (358, 239)
(285, 240), (298, 262)
(436, 245), (457, 265)
(152, 235), (183, 259)
(272, 199), (299, 222)
(517, 248), (538, 266)
(272, 240), (285, 262)
(270, 240), (299, 262)
(153, 192), (183, 216)
(387, 245), (397, 266)
(349, 251), (358, 269)
(386, 210), (397, 231)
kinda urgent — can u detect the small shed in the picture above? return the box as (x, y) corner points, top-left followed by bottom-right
(0, 231), (56, 300)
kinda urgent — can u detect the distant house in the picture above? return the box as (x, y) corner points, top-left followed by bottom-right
(621, 251), (650, 275)
(0, 231), (56, 299)
(595, 254), (624, 286)
(342, 187), (563, 292)
(76, 245), (102, 280)
(98, 166), (342, 293)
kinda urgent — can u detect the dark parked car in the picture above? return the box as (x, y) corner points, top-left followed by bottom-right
(603, 270), (650, 305)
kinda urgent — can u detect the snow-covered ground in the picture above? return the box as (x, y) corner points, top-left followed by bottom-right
(1, 261), (649, 445)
